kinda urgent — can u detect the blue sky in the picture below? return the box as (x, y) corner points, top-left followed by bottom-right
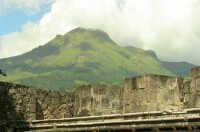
(0, 0), (200, 65)
(0, 2), (52, 35)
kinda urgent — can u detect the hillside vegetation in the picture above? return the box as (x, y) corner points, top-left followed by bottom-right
(0, 28), (196, 90)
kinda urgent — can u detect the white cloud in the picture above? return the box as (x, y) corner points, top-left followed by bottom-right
(0, 20), (74, 59)
(0, 0), (200, 65)
(0, 0), (55, 15)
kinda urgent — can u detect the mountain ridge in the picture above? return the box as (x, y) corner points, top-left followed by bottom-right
(0, 27), (196, 90)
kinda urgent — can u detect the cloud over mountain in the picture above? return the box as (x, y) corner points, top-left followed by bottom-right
(0, 0), (54, 14)
(0, 0), (200, 65)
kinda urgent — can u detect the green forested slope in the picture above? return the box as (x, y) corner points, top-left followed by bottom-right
(0, 28), (195, 90)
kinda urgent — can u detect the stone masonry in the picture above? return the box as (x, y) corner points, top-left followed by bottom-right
(75, 66), (200, 116)
(123, 75), (184, 113)
(1, 66), (200, 124)
(0, 82), (75, 124)
(76, 84), (123, 116)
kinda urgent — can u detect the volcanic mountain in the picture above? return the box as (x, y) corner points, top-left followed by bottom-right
(0, 28), (196, 90)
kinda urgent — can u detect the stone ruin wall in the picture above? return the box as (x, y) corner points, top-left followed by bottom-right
(76, 75), (187, 116)
(0, 82), (75, 123)
(75, 67), (200, 116)
(1, 66), (200, 121)
(123, 75), (185, 113)
(76, 84), (123, 116)
(189, 67), (200, 108)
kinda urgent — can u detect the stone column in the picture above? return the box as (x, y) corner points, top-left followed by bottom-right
(191, 67), (200, 79)
(190, 67), (200, 107)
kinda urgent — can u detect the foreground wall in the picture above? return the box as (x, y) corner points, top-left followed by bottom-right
(189, 67), (200, 108)
(76, 84), (123, 116)
(123, 75), (185, 113)
(1, 66), (200, 122)
(75, 75), (188, 116)
(0, 82), (75, 123)
(76, 67), (200, 116)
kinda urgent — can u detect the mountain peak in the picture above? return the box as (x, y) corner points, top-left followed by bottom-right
(55, 34), (62, 39)
(65, 27), (114, 43)
(68, 27), (108, 36)
(145, 50), (157, 59)
(0, 27), (195, 90)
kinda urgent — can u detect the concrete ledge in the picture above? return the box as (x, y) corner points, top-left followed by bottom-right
(31, 109), (200, 124)
(24, 110), (200, 131)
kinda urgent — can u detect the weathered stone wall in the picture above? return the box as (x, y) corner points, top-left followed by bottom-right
(75, 67), (200, 116)
(189, 67), (200, 108)
(1, 66), (200, 124)
(0, 82), (75, 123)
(76, 84), (123, 116)
(123, 75), (185, 113)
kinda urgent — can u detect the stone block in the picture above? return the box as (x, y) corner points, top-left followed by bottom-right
(137, 77), (147, 88)
(60, 92), (66, 97)
(12, 93), (22, 100)
(27, 113), (36, 120)
(93, 99), (100, 108)
(64, 112), (73, 118)
(101, 98), (109, 108)
(191, 66), (200, 78)
(148, 103), (157, 111)
(20, 103), (26, 111)
(53, 109), (62, 118)
(23, 95), (30, 102)
(41, 103), (48, 110)
(168, 78), (178, 90)
(14, 105), (21, 112)
(148, 89), (157, 102)
(53, 91), (60, 97)
(47, 105), (55, 113)
(27, 87), (37, 95)
(43, 110), (51, 119)
(196, 78), (200, 91)
(16, 99), (23, 105)
(30, 96), (36, 103)
(20, 88), (27, 95)
(9, 88), (17, 94)
(93, 84), (107, 95)
(195, 96), (200, 107)
(112, 99), (122, 110)
(58, 104), (67, 110)
(138, 105), (148, 112)
(81, 97), (91, 108)
(163, 90), (174, 105)
(44, 97), (51, 104)
(37, 94), (46, 101)
(52, 97), (60, 105)
(27, 103), (36, 113)
(124, 78), (136, 90)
